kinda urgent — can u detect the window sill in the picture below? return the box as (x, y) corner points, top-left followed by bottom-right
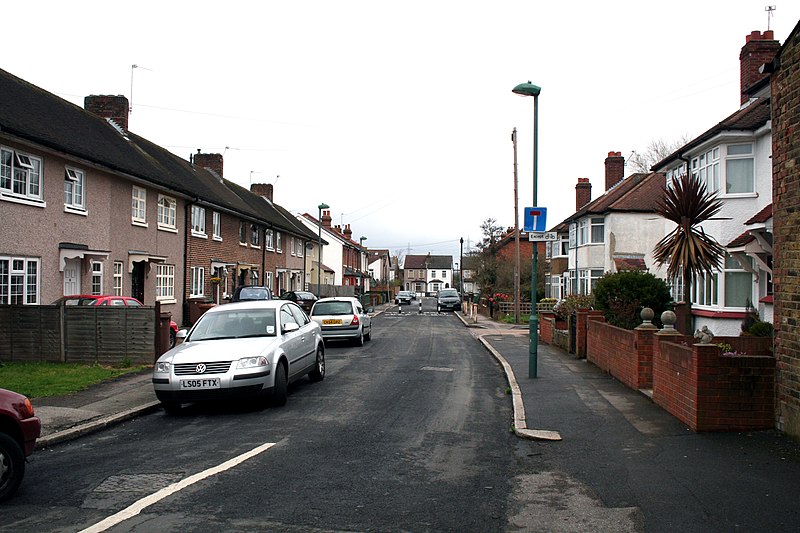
(191, 232), (208, 239)
(213, 236), (222, 242)
(158, 225), (178, 234)
(132, 219), (149, 228)
(157, 298), (177, 304)
(64, 205), (88, 216)
(720, 192), (758, 199)
(1, 193), (46, 208)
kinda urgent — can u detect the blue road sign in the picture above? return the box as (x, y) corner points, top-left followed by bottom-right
(523, 207), (547, 232)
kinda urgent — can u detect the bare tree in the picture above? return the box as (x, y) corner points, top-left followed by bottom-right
(628, 136), (692, 174)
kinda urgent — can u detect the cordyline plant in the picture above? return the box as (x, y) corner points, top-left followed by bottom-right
(652, 173), (726, 306)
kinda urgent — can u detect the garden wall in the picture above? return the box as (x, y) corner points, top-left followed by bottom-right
(586, 317), (654, 390)
(652, 338), (775, 432)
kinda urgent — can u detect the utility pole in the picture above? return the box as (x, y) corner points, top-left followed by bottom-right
(512, 128), (521, 324)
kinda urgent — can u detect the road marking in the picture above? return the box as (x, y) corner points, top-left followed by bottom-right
(79, 442), (277, 533)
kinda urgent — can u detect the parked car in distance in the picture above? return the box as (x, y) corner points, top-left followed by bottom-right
(0, 388), (41, 502)
(54, 294), (180, 348)
(153, 300), (325, 412)
(310, 296), (372, 346)
(395, 291), (414, 305)
(280, 291), (318, 314)
(230, 285), (273, 302)
(437, 288), (462, 311)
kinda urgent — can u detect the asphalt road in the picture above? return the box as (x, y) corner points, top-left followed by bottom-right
(1, 301), (537, 532)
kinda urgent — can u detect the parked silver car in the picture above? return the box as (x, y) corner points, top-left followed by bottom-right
(310, 297), (372, 346)
(153, 300), (324, 412)
(395, 291), (414, 305)
(437, 288), (462, 311)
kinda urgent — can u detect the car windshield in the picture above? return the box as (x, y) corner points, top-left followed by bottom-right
(189, 309), (277, 341)
(439, 289), (458, 297)
(237, 287), (270, 300)
(313, 301), (353, 316)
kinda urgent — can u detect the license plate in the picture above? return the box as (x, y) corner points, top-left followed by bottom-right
(322, 319), (342, 325)
(180, 378), (220, 389)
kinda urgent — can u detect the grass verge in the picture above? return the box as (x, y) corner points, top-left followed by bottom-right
(0, 361), (150, 399)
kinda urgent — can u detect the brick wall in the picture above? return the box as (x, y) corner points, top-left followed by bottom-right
(575, 309), (604, 358)
(653, 338), (775, 431)
(586, 317), (654, 390)
(772, 23), (800, 438)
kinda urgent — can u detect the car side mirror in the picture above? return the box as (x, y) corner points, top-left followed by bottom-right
(176, 329), (189, 339)
(283, 322), (300, 334)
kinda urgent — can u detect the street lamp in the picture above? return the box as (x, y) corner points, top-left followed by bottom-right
(512, 80), (541, 379)
(317, 202), (329, 298)
(359, 236), (367, 306)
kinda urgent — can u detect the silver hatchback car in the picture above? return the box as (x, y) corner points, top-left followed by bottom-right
(310, 297), (372, 346)
(153, 300), (324, 412)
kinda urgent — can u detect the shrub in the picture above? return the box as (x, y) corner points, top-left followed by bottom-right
(553, 294), (595, 322)
(592, 271), (672, 330)
(746, 320), (774, 337)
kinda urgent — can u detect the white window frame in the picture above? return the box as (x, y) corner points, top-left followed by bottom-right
(156, 264), (175, 301)
(578, 219), (589, 246)
(113, 261), (123, 296)
(213, 211), (221, 240)
(723, 254), (753, 308)
(297, 239), (304, 258)
(64, 166), (85, 211)
(190, 266), (205, 297)
(590, 217), (604, 244)
(265, 271), (274, 292)
(251, 224), (260, 247)
(191, 205), (206, 237)
(0, 256), (40, 304)
(131, 186), (147, 225)
(266, 229), (275, 250)
(290, 237), (296, 256)
(276, 232), (282, 253)
(1, 147), (43, 202)
(157, 194), (177, 231)
(724, 143), (755, 195)
(691, 147), (720, 193)
(91, 261), (103, 295)
(692, 271), (719, 307)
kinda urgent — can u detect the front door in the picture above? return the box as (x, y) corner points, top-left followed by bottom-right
(63, 258), (80, 295)
(132, 261), (145, 303)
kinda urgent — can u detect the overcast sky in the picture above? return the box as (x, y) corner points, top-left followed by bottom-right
(4, 1), (799, 262)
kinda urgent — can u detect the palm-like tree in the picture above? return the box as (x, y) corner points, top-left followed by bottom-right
(653, 173), (726, 311)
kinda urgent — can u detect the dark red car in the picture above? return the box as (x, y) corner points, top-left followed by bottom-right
(55, 295), (180, 348)
(0, 388), (41, 502)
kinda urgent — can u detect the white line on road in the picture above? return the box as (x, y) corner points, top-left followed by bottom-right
(79, 441), (277, 533)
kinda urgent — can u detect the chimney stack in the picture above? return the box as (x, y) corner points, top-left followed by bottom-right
(740, 30), (780, 105)
(321, 210), (332, 229)
(576, 178), (592, 210)
(343, 224), (353, 241)
(84, 95), (129, 132)
(193, 151), (224, 178)
(250, 183), (273, 202)
(605, 151), (625, 190)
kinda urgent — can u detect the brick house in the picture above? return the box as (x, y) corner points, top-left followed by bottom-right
(771, 19), (800, 438)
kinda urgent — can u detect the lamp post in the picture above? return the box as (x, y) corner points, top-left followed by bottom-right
(359, 236), (367, 306)
(512, 81), (541, 379)
(317, 202), (329, 298)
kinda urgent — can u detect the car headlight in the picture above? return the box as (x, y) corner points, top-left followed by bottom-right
(155, 361), (171, 374)
(237, 356), (268, 369)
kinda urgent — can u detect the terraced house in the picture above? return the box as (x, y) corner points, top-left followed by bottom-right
(0, 68), (314, 326)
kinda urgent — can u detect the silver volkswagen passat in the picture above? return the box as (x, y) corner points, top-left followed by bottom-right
(153, 300), (324, 412)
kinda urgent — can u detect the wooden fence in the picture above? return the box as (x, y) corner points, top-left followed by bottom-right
(0, 304), (157, 364)
(496, 301), (556, 315)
